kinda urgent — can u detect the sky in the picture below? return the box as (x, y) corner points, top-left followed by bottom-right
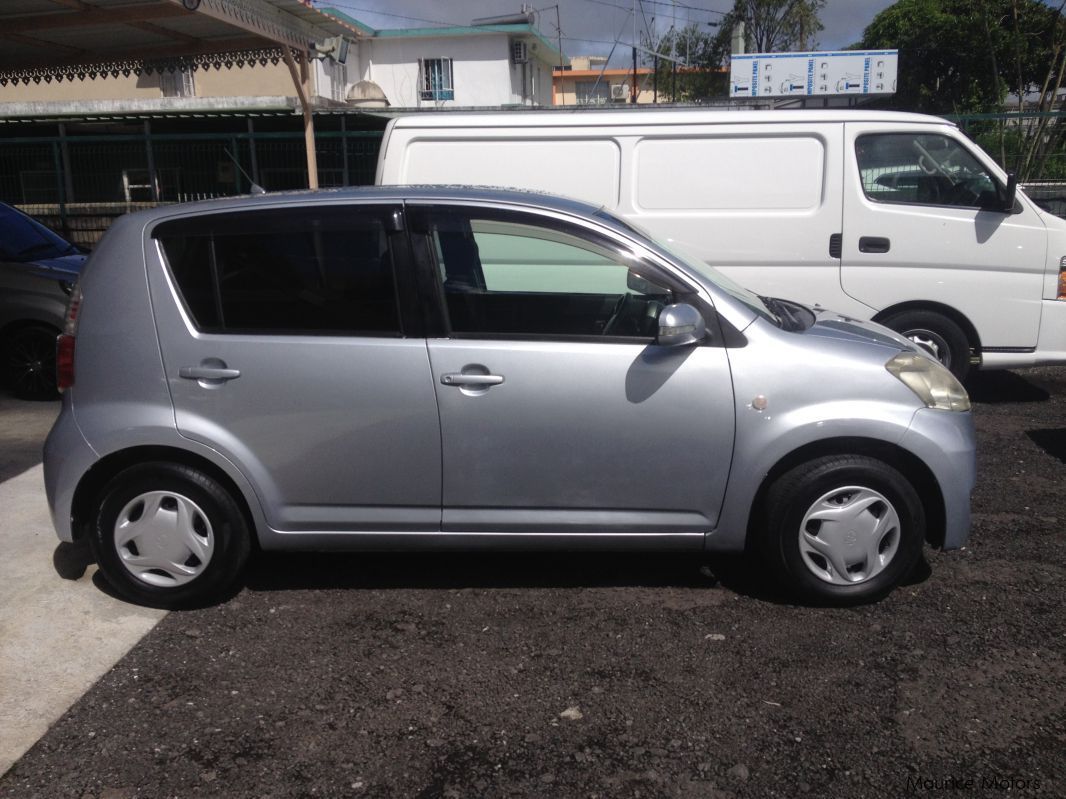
(315, 0), (900, 62)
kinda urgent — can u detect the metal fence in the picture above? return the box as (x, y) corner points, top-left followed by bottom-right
(952, 112), (1066, 182)
(1, 127), (383, 247)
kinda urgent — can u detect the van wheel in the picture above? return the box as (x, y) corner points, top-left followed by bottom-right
(4, 324), (59, 400)
(90, 463), (250, 608)
(760, 455), (925, 605)
(880, 310), (970, 381)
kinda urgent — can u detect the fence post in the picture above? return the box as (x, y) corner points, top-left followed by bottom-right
(231, 136), (242, 194)
(247, 118), (260, 187)
(144, 120), (159, 202)
(341, 115), (350, 186)
(50, 139), (71, 240)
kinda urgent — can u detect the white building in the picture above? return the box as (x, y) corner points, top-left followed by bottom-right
(326, 9), (564, 109)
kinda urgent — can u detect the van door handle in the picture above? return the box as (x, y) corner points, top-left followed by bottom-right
(179, 365), (241, 381)
(440, 373), (504, 387)
(858, 236), (891, 253)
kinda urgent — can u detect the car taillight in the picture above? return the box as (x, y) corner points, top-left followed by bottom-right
(1059, 256), (1066, 299)
(57, 283), (82, 392)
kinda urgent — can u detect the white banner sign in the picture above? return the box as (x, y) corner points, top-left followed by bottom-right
(730, 50), (897, 98)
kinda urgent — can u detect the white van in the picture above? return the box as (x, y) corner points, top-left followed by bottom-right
(376, 108), (1066, 378)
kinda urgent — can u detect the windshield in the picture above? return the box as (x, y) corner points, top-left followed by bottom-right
(593, 208), (778, 323)
(0, 204), (76, 262)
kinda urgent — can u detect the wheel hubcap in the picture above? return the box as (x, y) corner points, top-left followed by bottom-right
(113, 491), (214, 587)
(903, 327), (951, 368)
(798, 486), (900, 585)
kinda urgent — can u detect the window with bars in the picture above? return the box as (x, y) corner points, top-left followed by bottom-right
(160, 68), (195, 98)
(419, 58), (454, 102)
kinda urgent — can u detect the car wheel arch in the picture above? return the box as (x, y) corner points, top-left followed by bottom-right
(70, 445), (260, 550)
(744, 437), (947, 551)
(873, 302), (980, 359)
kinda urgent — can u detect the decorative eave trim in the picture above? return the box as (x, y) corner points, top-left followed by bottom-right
(0, 47), (290, 86)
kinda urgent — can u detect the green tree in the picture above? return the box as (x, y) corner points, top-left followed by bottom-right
(716, 0), (827, 53)
(860, 0), (1064, 114)
(643, 24), (728, 102)
(861, 0), (1066, 179)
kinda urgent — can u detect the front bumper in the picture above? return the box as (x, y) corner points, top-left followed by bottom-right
(900, 407), (976, 549)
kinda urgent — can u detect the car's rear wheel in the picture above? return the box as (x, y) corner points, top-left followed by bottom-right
(760, 455), (925, 605)
(3, 324), (59, 400)
(90, 462), (251, 608)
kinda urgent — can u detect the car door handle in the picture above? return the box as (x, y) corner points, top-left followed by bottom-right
(858, 236), (891, 253)
(179, 366), (241, 381)
(440, 373), (504, 387)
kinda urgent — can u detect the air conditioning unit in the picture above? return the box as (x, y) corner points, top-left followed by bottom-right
(610, 84), (628, 100)
(512, 40), (528, 64)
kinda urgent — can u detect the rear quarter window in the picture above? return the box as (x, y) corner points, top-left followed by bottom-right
(153, 207), (402, 336)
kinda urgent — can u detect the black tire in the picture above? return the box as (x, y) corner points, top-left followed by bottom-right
(760, 455), (925, 605)
(880, 310), (971, 381)
(90, 462), (251, 608)
(3, 324), (59, 400)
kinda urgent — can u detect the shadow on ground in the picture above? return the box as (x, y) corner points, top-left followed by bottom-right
(967, 370), (1050, 404)
(1026, 428), (1066, 465)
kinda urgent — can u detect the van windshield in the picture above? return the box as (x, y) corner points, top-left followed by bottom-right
(592, 208), (779, 325)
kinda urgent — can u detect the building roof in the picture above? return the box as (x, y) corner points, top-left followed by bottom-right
(320, 8), (564, 65)
(0, 0), (361, 75)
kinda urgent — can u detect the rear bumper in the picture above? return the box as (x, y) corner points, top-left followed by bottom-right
(900, 408), (976, 550)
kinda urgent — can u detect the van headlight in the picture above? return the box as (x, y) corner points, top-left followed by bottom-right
(885, 353), (971, 411)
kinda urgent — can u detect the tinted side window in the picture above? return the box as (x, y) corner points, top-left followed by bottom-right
(421, 209), (677, 339)
(154, 207), (402, 335)
(856, 133), (1001, 209)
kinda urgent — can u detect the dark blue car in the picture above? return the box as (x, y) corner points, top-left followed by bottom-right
(0, 203), (86, 399)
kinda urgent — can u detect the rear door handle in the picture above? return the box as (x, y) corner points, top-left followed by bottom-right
(440, 373), (504, 387)
(179, 366), (241, 381)
(858, 236), (891, 253)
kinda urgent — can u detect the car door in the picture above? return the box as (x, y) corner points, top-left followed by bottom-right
(842, 123), (1048, 350)
(148, 203), (442, 535)
(408, 203), (736, 539)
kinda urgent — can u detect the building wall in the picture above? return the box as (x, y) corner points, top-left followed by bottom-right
(553, 69), (657, 106)
(357, 33), (553, 108)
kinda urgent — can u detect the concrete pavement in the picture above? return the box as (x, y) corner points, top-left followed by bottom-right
(0, 397), (166, 775)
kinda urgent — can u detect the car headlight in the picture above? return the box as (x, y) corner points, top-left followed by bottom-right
(885, 353), (971, 412)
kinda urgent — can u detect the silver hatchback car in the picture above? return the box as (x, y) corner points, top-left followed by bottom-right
(44, 187), (975, 607)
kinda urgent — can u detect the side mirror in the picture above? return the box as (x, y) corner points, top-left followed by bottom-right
(657, 303), (706, 347)
(1001, 172), (1018, 212)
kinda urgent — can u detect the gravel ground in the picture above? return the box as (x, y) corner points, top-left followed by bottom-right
(2, 369), (1065, 799)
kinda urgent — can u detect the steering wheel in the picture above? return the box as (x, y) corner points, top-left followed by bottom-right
(943, 177), (983, 206)
(914, 141), (956, 184)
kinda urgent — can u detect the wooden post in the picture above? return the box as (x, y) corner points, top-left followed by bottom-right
(283, 45), (319, 190)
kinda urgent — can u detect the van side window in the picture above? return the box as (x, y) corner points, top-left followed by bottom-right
(856, 133), (1001, 209)
(421, 210), (676, 339)
(154, 207), (402, 336)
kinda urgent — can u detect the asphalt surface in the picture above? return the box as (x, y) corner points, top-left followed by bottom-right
(2, 369), (1066, 798)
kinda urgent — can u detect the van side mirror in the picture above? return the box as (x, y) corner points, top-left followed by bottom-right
(1001, 172), (1018, 212)
(657, 303), (706, 347)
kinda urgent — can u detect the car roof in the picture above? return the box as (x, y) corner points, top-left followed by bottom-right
(127, 185), (621, 231)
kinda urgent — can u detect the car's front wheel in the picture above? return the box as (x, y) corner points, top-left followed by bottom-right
(760, 455), (925, 605)
(90, 462), (251, 608)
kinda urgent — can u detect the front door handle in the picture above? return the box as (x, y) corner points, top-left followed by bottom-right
(440, 373), (504, 387)
(858, 236), (891, 253)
